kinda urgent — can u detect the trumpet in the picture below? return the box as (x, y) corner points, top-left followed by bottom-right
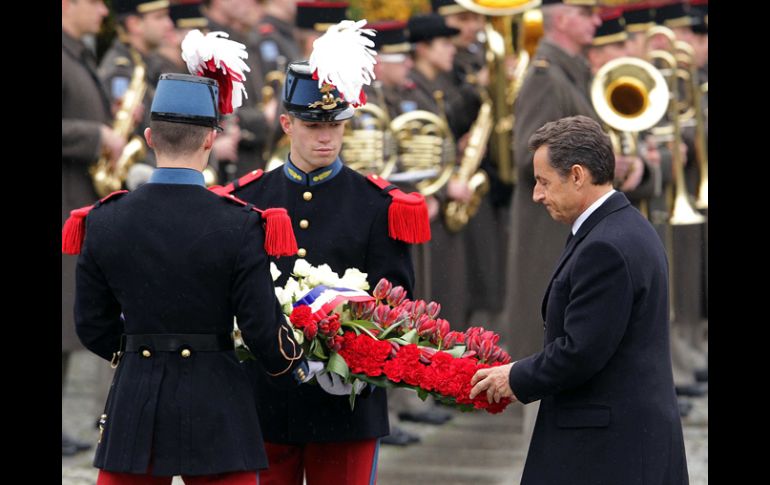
(673, 42), (707, 209)
(645, 26), (705, 226)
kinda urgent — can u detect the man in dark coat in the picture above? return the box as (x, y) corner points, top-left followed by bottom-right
(62, 0), (126, 457)
(220, 56), (429, 483)
(70, 72), (310, 484)
(471, 116), (688, 485)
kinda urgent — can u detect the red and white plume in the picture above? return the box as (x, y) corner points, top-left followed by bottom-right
(309, 19), (377, 107)
(181, 29), (250, 115)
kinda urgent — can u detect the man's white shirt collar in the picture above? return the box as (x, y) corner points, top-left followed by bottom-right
(571, 189), (616, 236)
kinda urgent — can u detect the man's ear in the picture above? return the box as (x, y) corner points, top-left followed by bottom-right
(279, 114), (293, 135)
(144, 127), (154, 148)
(203, 129), (217, 150)
(571, 164), (587, 187)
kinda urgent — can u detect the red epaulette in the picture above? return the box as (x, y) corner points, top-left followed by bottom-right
(366, 174), (431, 244)
(259, 23), (275, 35)
(62, 190), (129, 255)
(218, 192), (298, 257)
(209, 169), (264, 196)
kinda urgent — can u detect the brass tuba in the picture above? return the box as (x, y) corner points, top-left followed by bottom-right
(591, 55), (670, 191)
(90, 49), (147, 197)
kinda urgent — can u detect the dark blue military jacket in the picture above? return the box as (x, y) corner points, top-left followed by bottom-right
(75, 177), (306, 476)
(234, 159), (415, 443)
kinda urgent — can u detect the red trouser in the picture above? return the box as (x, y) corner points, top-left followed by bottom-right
(259, 439), (379, 485)
(96, 470), (258, 485)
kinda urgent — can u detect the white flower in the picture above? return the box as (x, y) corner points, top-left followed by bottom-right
(307, 263), (341, 287)
(284, 278), (303, 302)
(270, 262), (281, 282)
(339, 268), (370, 290)
(293, 259), (312, 277)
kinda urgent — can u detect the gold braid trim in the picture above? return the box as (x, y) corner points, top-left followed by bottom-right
(267, 325), (304, 376)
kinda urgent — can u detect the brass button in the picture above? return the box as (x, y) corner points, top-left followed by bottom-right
(141, 349), (151, 358)
(303, 191), (313, 201)
(181, 349), (191, 358)
(299, 219), (309, 229)
(298, 369), (305, 379)
(297, 248), (307, 258)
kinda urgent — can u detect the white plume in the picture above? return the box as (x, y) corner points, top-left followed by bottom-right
(181, 29), (251, 111)
(309, 19), (377, 106)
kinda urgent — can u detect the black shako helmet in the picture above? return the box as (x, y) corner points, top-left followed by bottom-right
(282, 61), (355, 122)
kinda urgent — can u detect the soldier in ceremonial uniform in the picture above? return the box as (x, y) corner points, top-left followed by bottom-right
(62, 0), (126, 457)
(65, 71), (312, 485)
(216, 21), (431, 482)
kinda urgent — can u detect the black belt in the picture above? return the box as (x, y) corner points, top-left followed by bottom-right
(124, 333), (233, 352)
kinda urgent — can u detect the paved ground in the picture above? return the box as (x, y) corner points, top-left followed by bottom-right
(63, 350), (707, 484)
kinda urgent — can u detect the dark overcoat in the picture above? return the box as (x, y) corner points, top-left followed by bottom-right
(75, 183), (305, 476)
(509, 192), (688, 485)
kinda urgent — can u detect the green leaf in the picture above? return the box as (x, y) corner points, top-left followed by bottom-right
(349, 382), (357, 411)
(326, 352), (349, 380)
(417, 387), (429, 401)
(444, 345), (467, 358)
(235, 345), (256, 362)
(345, 319), (381, 330)
(392, 328), (419, 345)
(378, 322), (402, 340)
(351, 373), (395, 389)
(340, 321), (378, 339)
(312, 342), (328, 359)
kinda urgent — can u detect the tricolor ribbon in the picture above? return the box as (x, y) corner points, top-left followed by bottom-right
(294, 285), (374, 322)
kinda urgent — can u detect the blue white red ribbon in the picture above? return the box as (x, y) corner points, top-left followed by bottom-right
(294, 285), (374, 322)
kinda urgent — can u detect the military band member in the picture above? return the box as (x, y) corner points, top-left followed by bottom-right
(65, 72), (311, 485)
(365, 20), (414, 120)
(215, 22), (431, 482)
(503, 0), (601, 358)
(430, 0), (486, 92)
(652, 0), (708, 396)
(99, 0), (172, 110)
(62, 0), (123, 457)
(587, 8), (648, 199)
(253, 0), (302, 74)
(204, 0), (281, 179)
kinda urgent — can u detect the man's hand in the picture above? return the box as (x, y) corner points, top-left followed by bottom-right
(100, 125), (127, 167)
(470, 363), (517, 404)
(447, 178), (473, 203)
